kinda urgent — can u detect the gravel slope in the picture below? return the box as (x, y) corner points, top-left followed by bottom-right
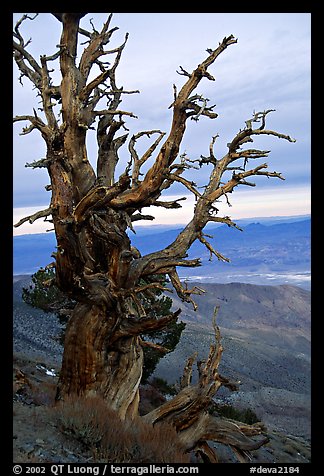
(13, 276), (64, 366)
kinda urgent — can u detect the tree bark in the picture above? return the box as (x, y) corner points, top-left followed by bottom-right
(56, 302), (144, 420)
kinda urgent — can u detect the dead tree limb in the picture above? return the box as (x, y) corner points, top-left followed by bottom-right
(144, 311), (268, 462)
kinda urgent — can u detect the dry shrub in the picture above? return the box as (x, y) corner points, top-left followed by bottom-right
(31, 381), (57, 406)
(53, 395), (189, 463)
(109, 417), (190, 463)
(13, 377), (57, 406)
(139, 384), (166, 415)
(13, 363), (58, 407)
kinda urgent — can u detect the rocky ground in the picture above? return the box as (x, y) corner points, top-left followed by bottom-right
(13, 352), (311, 465)
(12, 276), (311, 464)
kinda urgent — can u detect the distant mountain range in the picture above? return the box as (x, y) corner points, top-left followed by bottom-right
(13, 215), (311, 289)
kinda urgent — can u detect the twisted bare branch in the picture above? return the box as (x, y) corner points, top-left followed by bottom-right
(14, 207), (53, 228)
(144, 312), (268, 461)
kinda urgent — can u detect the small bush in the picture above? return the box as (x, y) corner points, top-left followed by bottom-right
(150, 377), (177, 396)
(22, 268), (73, 313)
(139, 385), (166, 415)
(53, 395), (189, 463)
(30, 382), (57, 406)
(210, 402), (259, 425)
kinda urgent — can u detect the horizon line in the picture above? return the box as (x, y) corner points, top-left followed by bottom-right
(13, 212), (311, 237)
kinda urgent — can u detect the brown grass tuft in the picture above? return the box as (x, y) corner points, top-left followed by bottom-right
(52, 394), (189, 463)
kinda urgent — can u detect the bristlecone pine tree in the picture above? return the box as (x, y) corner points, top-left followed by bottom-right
(13, 13), (296, 462)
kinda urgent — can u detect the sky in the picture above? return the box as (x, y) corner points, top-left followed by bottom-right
(13, 12), (311, 235)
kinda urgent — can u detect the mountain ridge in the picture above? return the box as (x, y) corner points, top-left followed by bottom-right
(13, 217), (311, 290)
(171, 281), (311, 330)
(152, 281), (311, 440)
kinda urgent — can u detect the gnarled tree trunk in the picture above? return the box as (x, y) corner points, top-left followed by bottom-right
(13, 12), (295, 462)
(56, 303), (143, 420)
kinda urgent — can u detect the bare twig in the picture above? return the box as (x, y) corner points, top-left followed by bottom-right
(14, 207), (52, 228)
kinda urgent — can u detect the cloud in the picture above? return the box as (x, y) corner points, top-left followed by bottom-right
(13, 206), (53, 236)
(13, 182), (310, 236)
(138, 184), (310, 227)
